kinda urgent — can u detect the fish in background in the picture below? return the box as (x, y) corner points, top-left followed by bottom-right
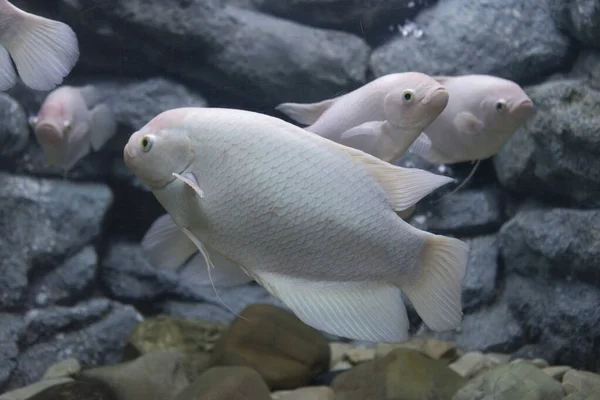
(411, 74), (535, 164)
(0, 0), (79, 91)
(275, 72), (449, 164)
(124, 107), (470, 343)
(30, 84), (117, 172)
(141, 213), (254, 288)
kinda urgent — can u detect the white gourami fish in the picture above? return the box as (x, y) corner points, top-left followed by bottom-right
(123, 107), (470, 343)
(412, 74), (535, 164)
(0, 0), (79, 91)
(141, 213), (254, 288)
(31, 85), (118, 172)
(275, 72), (449, 163)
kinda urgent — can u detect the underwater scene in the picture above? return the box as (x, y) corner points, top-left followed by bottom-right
(0, 0), (599, 399)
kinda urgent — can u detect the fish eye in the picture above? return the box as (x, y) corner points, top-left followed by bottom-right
(495, 100), (506, 111)
(63, 121), (72, 133)
(140, 136), (153, 152)
(402, 90), (415, 102)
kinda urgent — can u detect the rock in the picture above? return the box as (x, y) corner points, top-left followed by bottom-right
(332, 348), (466, 400)
(428, 298), (525, 354)
(156, 300), (249, 325)
(27, 246), (98, 307)
(375, 337), (458, 363)
(42, 359), (82, 380)
(452, 363), (564, 400)
(80, 350), (189, 400)
(571, 50), (600, 90)
(209, 304), (330, 390)
(312, 370), (347, 386)
(543, 366), (573, 381)
(421, 189), (504, 237)
(370, 0), (571, 83)
(562, 370), (600, 395)
(63, 0), (370, 108)
(499, 207), (600, 285)
(173, 366), (271, 400)
(125, 315), (226, 379)
(448, 352), (491, 379)
(505, 275), (600, 371)
(493, 79), (600, 208)
(329, 342), (354, 369)
(5, 301), (142, 390)
(547, 0), (600, 49)
(461, 235), (499, 313)
(0, 93), (29, 159)
(564, 392), (600, 400)
(0, 378), (74, 400)
(26, 379), (118, 400)
(255, 0), (434, 40)
(0, 173), (113, 309)
(344, 348), (376, 365)
(510, 344), (560, 365)
(271, 386), (335, 400)
(509, 358), (550, 369)
(0, 314), (24, 389)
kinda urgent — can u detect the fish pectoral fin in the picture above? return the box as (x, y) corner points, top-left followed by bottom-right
(141, 213), (198, 269)
(180, 251), (254, 288)
(407, 132), (432, 157)
(89, 104), (117, 151)
(454, 112), (484, 135)
(3, 6), (79, 91)
(275, 98), (338, 126)
(338, 121), (386, 156)
(400, 233), (469, 332)
(0, 46), (17, 91)
(172, 172), (204, 198)
(252, 271), (411, 343)
(61, 123), (92, 171)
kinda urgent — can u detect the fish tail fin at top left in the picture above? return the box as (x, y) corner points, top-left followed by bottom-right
(399, 231), (470, 333)
(0, 3), (79, 91)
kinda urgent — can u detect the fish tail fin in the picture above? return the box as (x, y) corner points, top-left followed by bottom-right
(399, 232), (469, 332)
(0, 45), (16, 90)
(2, 7), (79, 91)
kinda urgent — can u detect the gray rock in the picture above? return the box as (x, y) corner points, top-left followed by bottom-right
(547, 0), (600, 49)
(493, 79), (600, 208)
(0, 314), (25, 389)
(571, 50), (600, 90)
(428, 298), (525, 353)
(0, 93), (29, 159)
(505, 274), (600, 371)
(61, 0), (370, 107)
(0, 173), (113, 309)
(462, 235), (499, 313)
(370, 0), (572, 83)
(157, 301), (246, 325)
(5, 301), (142, 390)
(419, 188), (504, 237)
(499, 207), (600, 285)
(27, 246), (98, 307)
(254, 0), (435, 39)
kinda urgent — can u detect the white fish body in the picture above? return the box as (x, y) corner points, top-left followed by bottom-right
(415, 75), (535, 164)
(0, 0), (79, 91)
(32, 85), (117, 172)
(124, 107), (470, 343)
(275, 72), (449, 163)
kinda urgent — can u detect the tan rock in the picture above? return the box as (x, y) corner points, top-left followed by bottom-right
(542, 365), (573, 381)
(329, 342), (353, 368)
(42, 358), (81, 380)
(271, 386), (334, 400)
(448, 351), (487, 378)
(0, 378), (74, 400)
(344, 347), (376, 365)
(562, 369), (600, 395)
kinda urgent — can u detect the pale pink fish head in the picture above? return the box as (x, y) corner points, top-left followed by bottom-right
(383, 72), (449, 131)
(33, 88), (76, 164)
(124, 108), (195, 190)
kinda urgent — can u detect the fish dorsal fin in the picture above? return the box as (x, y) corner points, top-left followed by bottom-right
(432, 76), (453, 85)
(314, 135), (455, 211)
(275, 97), (340, 126)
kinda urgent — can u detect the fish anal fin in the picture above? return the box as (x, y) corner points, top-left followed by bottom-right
(400, 233), (469, 331)
(89, 103), (117, 151)
(275, 97), (338, 126)
(141, 213), (198, 269)
(254, 271), (411, 343)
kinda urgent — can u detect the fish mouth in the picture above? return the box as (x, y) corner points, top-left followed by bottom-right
(422, 86), (449, 105)
(34, 122), (62, 143)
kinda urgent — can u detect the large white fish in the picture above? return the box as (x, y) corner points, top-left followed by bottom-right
(0, 0), (79, 92)
(412, 75), (534, 164)
(275, 72), (449, 163)
(31, 85), (117, 172)
(123, 107), (470, 343)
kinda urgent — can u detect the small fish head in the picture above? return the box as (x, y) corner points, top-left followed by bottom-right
(480, 82), (534, 135)
(124, 112), (194, 190)
(383, 72), (449, 131)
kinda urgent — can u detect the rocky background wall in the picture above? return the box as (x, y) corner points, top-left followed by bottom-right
(1, 0), (599, 399)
